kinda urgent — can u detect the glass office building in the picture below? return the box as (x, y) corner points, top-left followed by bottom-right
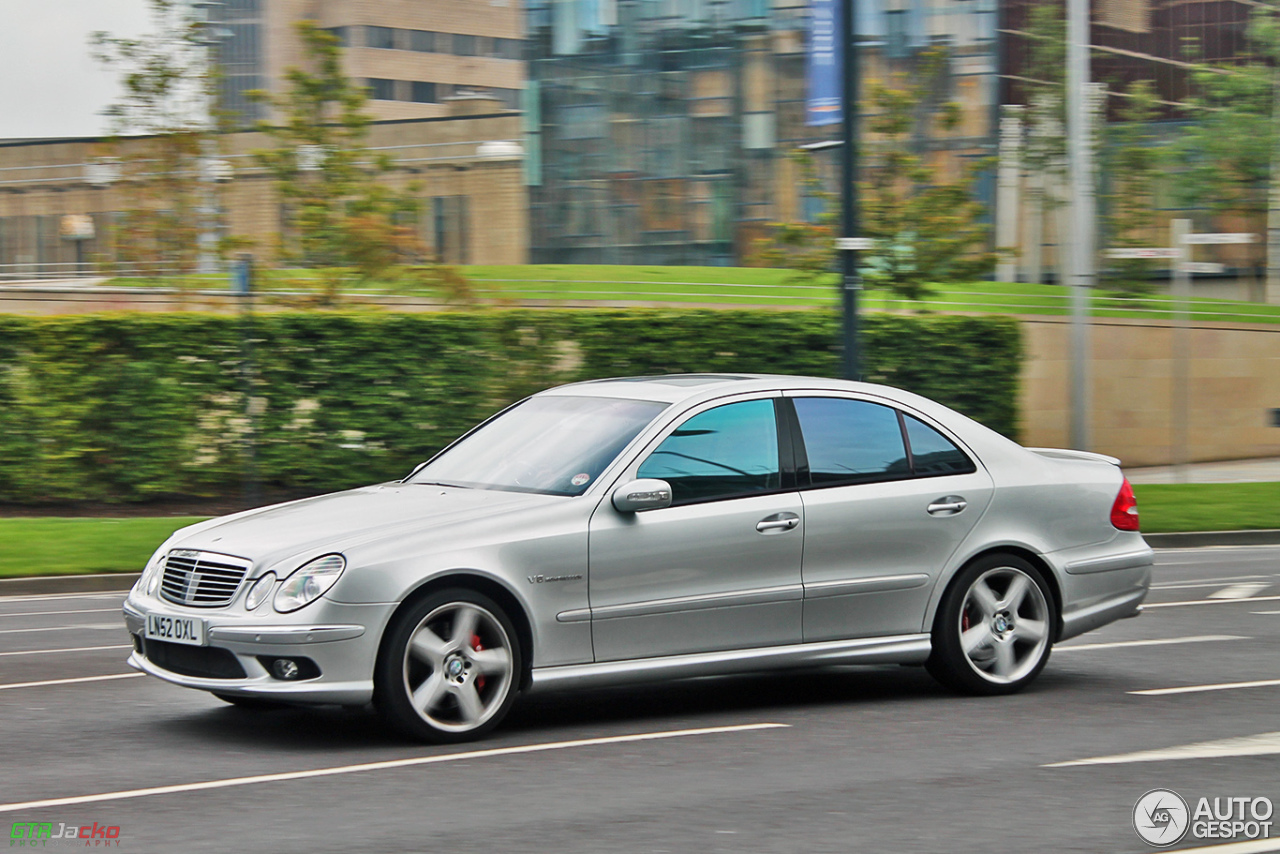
(524, 0), (1000, 265)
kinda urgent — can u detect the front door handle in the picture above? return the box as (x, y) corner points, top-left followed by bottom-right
(927, 496), (967, 516)
(756, 512), (800, 533)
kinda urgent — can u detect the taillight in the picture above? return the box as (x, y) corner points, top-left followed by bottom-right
(1110, 478), (1139, 531)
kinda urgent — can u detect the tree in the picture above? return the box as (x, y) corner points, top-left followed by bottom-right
(90, 0), (216, 278)
(857, 49), (996, 300)
(1174, 8), (1280, 288)
(1101, 81), (1162, 294)
(752, 50), (994, 301)
(748, 150), (837, 287)
(248, 23), (472, 305)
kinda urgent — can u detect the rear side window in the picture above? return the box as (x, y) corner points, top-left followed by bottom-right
(793, 398), (910, 486)
(638, 399), (780, 504)
(904, 415), (976, 476)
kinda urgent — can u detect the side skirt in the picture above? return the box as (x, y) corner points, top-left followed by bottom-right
(527, 633), (932, 694)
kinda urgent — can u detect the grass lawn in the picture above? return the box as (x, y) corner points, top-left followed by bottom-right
(0, 484), (1275, 578)
(0, 517), (206, 578)
(104, 264), (1280, 325)
(1132, 483), (1280, 534)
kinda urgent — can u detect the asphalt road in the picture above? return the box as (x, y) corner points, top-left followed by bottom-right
(2, 547), (1279, 853)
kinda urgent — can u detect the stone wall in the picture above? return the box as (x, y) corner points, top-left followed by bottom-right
(1021, 316), (1280, 466)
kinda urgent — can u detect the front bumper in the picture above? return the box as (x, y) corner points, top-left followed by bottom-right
(122, 596), (392, 706)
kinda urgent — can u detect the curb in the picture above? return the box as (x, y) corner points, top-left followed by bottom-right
(0, 572), (140, 597)
(1144, 529), (1280, 548)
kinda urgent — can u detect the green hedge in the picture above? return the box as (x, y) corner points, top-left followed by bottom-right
(0, 310), (1021, 504)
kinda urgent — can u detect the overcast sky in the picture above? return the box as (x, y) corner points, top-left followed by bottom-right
(0, 0), (151, 139)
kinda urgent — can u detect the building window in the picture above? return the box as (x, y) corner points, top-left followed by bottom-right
(1098, 0), (1150, 32)
(411, 81), (438, 103)
(410, 29), (436, 52)
(366, 26), (396, 50)
(368, 78), (396, 101)
(325, 27), (349, 47)
(886, 10), (908, 59)
(453, 34), (477, 56)
(498, 37), (526, 60)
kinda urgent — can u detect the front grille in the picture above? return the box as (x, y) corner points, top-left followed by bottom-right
(141, 638), (247, 679)
(159, 550), (252, 608)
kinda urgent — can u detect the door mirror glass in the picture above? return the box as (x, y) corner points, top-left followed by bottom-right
(612, 479), (673, 513)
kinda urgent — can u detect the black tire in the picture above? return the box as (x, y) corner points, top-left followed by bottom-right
(375, 588), (522, 743)
(212, 693), (290, 711)
(926, 553), (1056, 696)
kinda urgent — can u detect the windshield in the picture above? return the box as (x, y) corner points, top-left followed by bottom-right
(408, 395), (669, 496)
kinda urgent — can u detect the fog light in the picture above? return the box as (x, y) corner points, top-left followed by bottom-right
(272, 659), (300, 680)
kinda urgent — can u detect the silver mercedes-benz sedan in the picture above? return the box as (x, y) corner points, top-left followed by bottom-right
(123, 374), (1151, 741)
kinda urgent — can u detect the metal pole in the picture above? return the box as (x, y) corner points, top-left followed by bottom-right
(235, 253), (261, 508)
(1171, 218), (1191, 483)
(839, 0), (860, 380)
(1066, 0), (1093, 450)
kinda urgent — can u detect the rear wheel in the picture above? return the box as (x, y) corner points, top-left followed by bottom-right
(926, 554), (1055, 695)
(375, 589), (521, 743)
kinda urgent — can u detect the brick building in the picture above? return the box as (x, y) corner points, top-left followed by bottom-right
(0, 98), (528, 279)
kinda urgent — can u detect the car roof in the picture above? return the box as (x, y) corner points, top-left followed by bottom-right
(536, 373), (910, 406)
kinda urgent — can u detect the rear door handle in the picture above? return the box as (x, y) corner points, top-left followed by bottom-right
(927, 496), (967, 516)
(756, 512), (800, 533)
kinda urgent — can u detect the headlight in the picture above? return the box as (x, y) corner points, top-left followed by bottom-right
(244, 573), (276, 610)
(136, 544), (169, 597)
(273, 555), (345, 613)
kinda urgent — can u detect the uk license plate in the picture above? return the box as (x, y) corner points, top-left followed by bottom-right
(145, 614), (206, 647)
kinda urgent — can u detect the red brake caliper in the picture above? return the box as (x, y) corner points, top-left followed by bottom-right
(471, 635), (486, 691)
(961, 609), (971, 632)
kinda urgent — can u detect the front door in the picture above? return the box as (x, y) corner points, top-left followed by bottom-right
(588, 396), (804, 661)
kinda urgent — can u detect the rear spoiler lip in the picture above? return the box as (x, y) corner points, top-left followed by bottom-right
(1026, 447), (1123, 467)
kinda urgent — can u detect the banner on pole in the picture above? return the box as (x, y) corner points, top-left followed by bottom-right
(806, 0), (841, 126)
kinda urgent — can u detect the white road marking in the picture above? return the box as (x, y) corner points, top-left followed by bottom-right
(1152, 577), (1270, 590)
(1046, 731), (1280, 767)
(0, 722), (791, 813)
(1147, 839), (1280, 854)
(1143, 595), (1280, 610)
(0, 673), (144, 692)
(1054, 635), (1244, 653)
(1251, 610), (1280, 615)
(1207, 583), (1271, 600)
(0, 645), (130, 658)
(0, 623), (123, 635)
(0, 592), (128, 604)
(1131, 678), (1280, 697)
(0, 608), (121, 618)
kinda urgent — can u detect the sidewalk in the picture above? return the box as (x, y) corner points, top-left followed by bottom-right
(1126, 457), (1280, 484)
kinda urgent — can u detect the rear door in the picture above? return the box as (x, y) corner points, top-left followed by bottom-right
(788, 394), (994, 641)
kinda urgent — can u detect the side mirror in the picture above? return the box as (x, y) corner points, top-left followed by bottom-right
(612, 479), (673, 513)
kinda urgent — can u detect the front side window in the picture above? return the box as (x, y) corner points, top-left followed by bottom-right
(408, 396), (667, 496)
(637, 399), (780, 505)
(793, 398), (910, 486)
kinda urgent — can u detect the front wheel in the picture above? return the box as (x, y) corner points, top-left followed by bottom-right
(926, 555), (1055, 695)
(375, 589), (522, 743)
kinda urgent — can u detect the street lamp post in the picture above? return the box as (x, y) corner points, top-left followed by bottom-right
(1066, 0), (1094, 450)
(839, 0), (860, 381)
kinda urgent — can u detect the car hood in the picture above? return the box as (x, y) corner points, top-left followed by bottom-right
(168, 483), (562, 571)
